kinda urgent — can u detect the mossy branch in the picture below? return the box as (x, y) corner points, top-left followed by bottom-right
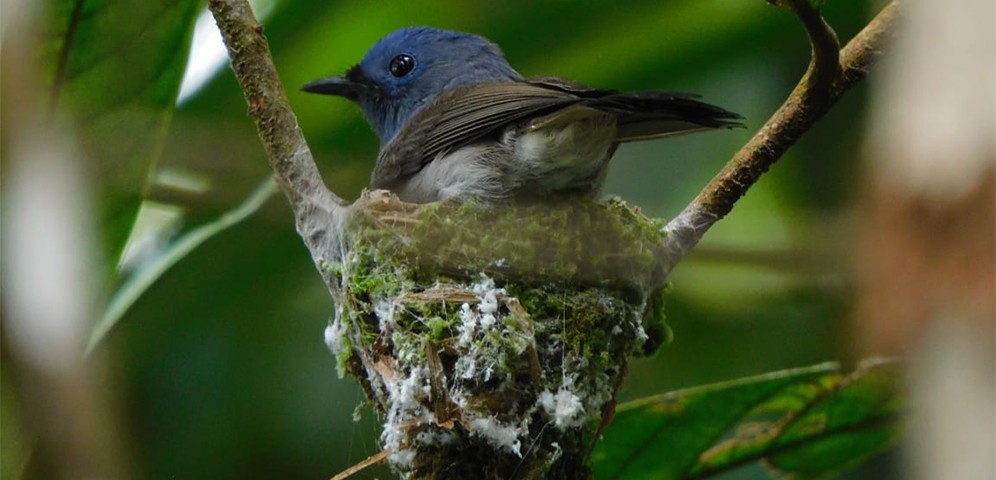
(661, 1), (899, 275)
(206, 0), (345, 262)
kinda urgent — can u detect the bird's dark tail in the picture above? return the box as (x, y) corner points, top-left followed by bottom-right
(590, 91), (743, 142)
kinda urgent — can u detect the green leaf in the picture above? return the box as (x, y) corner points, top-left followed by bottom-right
(86, 176), (278, 355)
(44, 0), (201, 266)
(592, 360), (902, 479)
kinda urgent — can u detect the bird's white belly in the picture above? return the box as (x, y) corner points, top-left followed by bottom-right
(394, 116), (617, 203)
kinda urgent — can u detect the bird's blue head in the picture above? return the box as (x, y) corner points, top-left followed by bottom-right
(303, 27), (523, 143)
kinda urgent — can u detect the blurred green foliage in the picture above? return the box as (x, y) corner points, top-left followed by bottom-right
(44, 0), (201, 263)
(20, 0), (898, 479)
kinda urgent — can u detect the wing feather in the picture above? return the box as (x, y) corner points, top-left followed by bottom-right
(372, 78), (743, 188)
(374, 83), (579, 186)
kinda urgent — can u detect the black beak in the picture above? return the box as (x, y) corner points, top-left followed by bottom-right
(301, 66), (375, 101)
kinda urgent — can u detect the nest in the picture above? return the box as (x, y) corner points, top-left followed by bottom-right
(320, 191), (671, 480)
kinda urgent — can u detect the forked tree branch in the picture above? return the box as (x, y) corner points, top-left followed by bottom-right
(208, 0), (898, 280)
(661, 1), (899, 274)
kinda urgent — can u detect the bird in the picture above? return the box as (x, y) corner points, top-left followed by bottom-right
(302, 26), (742, 204)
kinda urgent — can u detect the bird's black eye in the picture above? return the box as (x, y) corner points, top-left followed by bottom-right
(389, 54), (416, 77)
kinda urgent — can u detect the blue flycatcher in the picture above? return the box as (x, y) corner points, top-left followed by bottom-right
(303, 27), (741, 203)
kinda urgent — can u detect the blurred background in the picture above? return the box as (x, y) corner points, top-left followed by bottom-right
(2, 1), (991, 479)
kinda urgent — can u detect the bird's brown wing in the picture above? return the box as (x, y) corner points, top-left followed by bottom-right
(373, 78), (743, 188)
(374, 82), (581, 188)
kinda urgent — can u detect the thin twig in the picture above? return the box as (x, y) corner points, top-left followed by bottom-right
(329, 448), (393, 480)
(838, 2), (899, 92)
(661, 1), (899, 275)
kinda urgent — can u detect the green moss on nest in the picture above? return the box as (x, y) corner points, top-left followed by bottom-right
(373, 196), (670, 292)
(325, 192), (673, 479)
(641, 285), (673, 355)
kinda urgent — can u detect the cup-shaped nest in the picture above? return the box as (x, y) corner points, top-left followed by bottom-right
(321, 191), (671, 480)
